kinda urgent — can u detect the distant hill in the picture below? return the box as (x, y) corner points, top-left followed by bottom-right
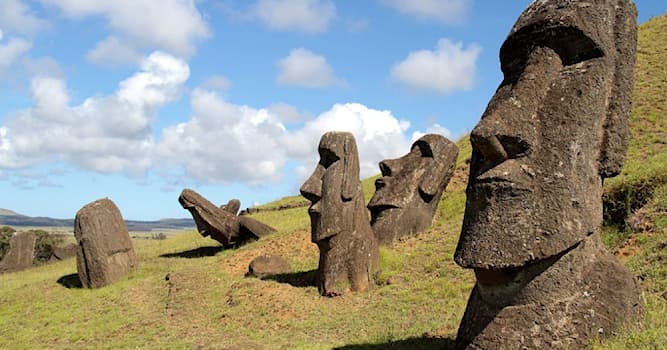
(0, 208), (20, 216)
(0, 211), (194, 231)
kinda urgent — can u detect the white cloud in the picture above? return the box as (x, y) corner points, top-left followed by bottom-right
(411, 123), (453, 141)
(391, 38), (481, 94)
(156, 88), (290, 184)
(0, 51), (189, 174)
(0, 35), (32, 69)
(277, 48), (344, 88)
(285, 103), (411, 179)
(156, 95), (412, 185)
(381, 0), (471, 25)
(86, 36), (143, 66)
(250, 0), (336, 33)
(0, 0), (48, 36)
(42, 0), (210, 60)
(267, 103), (310, 123)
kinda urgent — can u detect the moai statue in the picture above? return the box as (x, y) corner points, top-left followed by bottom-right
(453, 0), (642, 349)
(0, 231), (36, 273)
(75, 198), (137, 288)
(179, 189), (275, 247)
(300, 131), (379, 296)
(368, 134), (458, 245)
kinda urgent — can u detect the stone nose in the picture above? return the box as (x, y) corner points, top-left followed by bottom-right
(471, 112), (532, 165)
(379, 158), (400, 177)
(300, 169), (323, 203)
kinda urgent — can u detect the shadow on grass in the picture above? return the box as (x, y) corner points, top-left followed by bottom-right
(260, 269), (318, 288)
(334, 336), (455, 350)
(159, 246), (224, 259)
(57, 273), (83, 289)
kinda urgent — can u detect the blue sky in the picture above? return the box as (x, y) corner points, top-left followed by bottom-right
(1, 0), (665, 220)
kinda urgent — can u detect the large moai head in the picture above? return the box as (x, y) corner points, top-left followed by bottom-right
(455, 0), (638, 270)
(300, 131), (361, 243)
(452, 1), (640, 348)
(300, 131), (378, 296)
(368, 134), (458, 244)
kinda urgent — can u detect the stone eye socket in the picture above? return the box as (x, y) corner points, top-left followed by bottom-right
(319, 149), (340, 169)
(413, 140), (434, 158)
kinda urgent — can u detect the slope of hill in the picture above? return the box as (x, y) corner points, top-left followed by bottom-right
(0, 208), (20, 216)
(0, 14), (666, 350)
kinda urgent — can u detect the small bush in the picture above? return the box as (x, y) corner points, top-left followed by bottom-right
(31, 230), (64, 265)
(0, 226), (17, 261)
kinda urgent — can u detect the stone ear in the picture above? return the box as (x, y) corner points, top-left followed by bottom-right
(419, 142), (458, 198)
(341, 137), (360, 201)
(599, 1), (636, 178)
(419, 163), (448, 197)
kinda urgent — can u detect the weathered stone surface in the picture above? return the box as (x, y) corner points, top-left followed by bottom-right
(247, 255), (291, 277)
(49, 243), (78, 262)
(74, 198), (137, 288)
(368, 134), (458, 244)
(453, 1), (641, 348)
(179, 189), (275, 246)
(300, 131), (379, 296)
(239, 216), (276, 239)
(0, 231), (36, 273)
(221, 199), (241, 215)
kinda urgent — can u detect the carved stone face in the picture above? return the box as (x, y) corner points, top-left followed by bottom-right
(368, 134), (458, 243)
(455, 0), (636, 269)
(300, 132), (360, 243)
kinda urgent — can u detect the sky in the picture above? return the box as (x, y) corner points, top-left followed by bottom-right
(1, 0), (665, 220)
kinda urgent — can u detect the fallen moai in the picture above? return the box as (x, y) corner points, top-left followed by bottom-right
(453, 0), (642, 348)
(74, 198), (137, 288)
(0, 231), (36, 273)
(179, 189), (276, 247)
(368, 134), (458, 245)
(300, 131), (379, 296)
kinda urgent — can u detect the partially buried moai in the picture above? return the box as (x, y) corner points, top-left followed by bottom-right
(0, 231), (36, 273)
(74, 198), (137, 288)
(453, 0), (642, 349)
(300, 131), (379, 296)
(368, 134), (458, 245)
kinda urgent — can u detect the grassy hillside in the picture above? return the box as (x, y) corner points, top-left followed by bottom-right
(1, 14), (666, 349)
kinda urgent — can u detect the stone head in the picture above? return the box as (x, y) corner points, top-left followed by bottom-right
(300, 131), (361, 242)
(368, 134), (458, 242)
(455, 0), (637, 269)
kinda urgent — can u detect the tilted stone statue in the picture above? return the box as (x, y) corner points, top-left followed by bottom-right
(75, 198), (137, 288)
(179, 189), (275, 247)
(453, 0), (642, 348)
(368, 134), (458, 245)
(300, 131), (379, 296)
(0, 231), (36, 273)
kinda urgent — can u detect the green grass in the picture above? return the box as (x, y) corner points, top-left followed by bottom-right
(2, 13), (667, 350)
